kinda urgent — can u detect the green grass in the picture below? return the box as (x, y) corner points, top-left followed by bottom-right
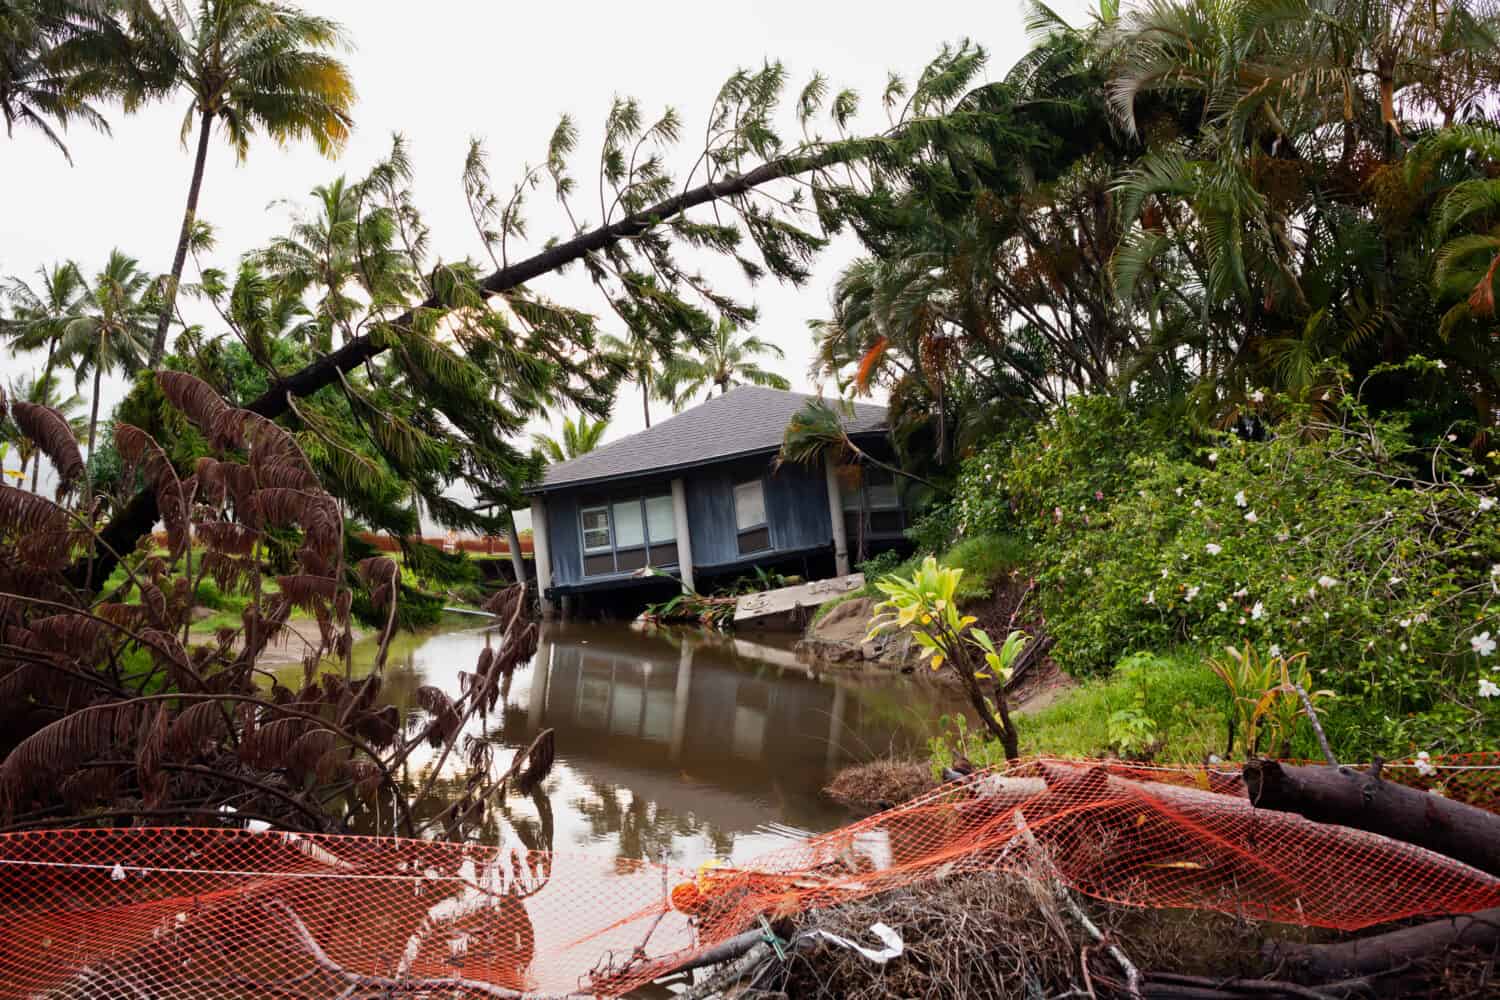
(929, 649), (1233, 769)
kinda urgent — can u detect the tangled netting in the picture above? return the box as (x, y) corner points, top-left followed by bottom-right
(1, 755), (1497, 998)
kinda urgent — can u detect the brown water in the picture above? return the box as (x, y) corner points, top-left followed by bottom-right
(341, 619), (966, 866)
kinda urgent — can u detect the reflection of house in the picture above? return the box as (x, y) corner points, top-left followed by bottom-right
(526, 387), (910, 614)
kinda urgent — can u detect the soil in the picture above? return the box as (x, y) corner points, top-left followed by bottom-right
(796, 574), (1074, 713)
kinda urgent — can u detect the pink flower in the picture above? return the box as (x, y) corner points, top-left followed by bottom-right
(1094, 491), (1104, 501)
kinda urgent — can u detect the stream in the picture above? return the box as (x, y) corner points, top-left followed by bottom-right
(311, 618), (968, 865)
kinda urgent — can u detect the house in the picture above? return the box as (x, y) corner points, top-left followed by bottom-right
(525, 387), (911, 615)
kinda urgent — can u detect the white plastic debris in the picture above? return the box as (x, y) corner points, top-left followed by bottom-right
(110, 863), (127, 881)
(804, 922), (903, 964)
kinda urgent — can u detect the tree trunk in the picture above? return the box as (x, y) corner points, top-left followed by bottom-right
(505, 510), (527, 589)
(150, 108), (214, 366)
(74, 143), (866, 591)
(641, 381), (651, 428)
(29, 336), (57, 493)
(1263, 907), (1500, 982)
(83, 358), (102, 590)
(1242, 760), (1500, 877)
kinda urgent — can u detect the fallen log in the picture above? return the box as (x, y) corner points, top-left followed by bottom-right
(1242, 760), (1500, 877)
(1263, 906), (1500, 981)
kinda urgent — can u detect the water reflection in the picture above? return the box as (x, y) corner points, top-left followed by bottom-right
(365, 620), (961, 865)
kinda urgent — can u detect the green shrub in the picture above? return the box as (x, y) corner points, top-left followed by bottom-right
(951, 389), (1500, 756)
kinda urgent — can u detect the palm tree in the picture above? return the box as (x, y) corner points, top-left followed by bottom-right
(3, 369), (85, 492)
(660, 318), (789, 405)
(599, 330), (676, 428)
(62, 250), (155, 496)
(132, 0), (356, 364)
(0, 0), (128, 160)
(532, 415), (608, 463)
(2, 259), (86, 488)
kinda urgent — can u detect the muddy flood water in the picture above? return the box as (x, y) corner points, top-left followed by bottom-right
(322, 618), (968, 866)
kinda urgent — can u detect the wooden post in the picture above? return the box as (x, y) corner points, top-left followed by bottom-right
(823, 452), (850, 576)
(671, 477), (695, 592)
(529, 497), (555, 618)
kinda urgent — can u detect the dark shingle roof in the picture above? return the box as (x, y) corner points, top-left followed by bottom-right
(534, 386), (887, 493)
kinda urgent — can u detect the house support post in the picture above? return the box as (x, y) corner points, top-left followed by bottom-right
(529, 497), (556, 618)
(671, 478), (695, 592)
(823, 453), (851, 576)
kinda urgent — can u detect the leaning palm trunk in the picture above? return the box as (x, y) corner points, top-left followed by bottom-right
(151, 109), (215, 365)
(28, 336), (58, 494)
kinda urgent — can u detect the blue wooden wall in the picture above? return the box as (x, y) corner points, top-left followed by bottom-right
(542, 453), (838, 589)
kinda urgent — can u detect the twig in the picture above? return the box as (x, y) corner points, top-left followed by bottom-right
(681, 940), (774, 1000)
(1013, 809), (1141, 999)
(1294, 684), (1339, 767)
(266, 898), (522, 999)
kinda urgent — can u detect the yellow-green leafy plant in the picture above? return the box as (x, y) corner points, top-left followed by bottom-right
(1208, 643), (1335, 759)
(867, 556), (1029, 761)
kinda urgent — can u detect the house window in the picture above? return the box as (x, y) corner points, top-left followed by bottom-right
(581, 493), (680, 575)
(839, 464), (905, 538)
(733, 479), (771, 555)
(581, 506), (612, 551)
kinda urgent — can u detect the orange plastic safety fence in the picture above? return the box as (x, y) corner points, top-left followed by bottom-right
(0, 755), (1496, 998)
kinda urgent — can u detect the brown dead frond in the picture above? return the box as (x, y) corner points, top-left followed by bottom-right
(9, 401), (85, 499)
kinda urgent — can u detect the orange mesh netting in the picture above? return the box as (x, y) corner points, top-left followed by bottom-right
(1, 754), (1497, 998)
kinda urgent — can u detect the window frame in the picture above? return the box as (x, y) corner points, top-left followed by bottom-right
(732, 477), (772, 555)
(580, 505), (613, 553)
(578, 491), (681, 576)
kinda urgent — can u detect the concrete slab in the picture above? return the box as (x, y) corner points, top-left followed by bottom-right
(733, 573), (866, 629)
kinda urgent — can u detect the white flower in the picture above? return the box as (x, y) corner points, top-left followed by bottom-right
(1459, 466), (1476, 478)
(1217, 600), (1228, 612)
(1447, 434), (1458, 442)
(1145, 590), (1156, 606)
(1400, 618), (1411, 629)
(1206, 543), (1222, 555)
(1389, 575), (1403, 585)
(1208, 451), (1218, 464)
(1317, 575), (1339, 589)
(1174, 486), (1184, 497)
(1251, 601), (1265, 620)
(1234, 490), (1248, 508)
(1250, 389), (1265, 403)
(1436, 360), (1447, 370)
(1276, 531), (1290, 542)
(1480, 497), (1496, 512)
(1084, 566), (1093, 577)
(1414, 751), (1436, 777)
(1161, 567), (1170, 579)
(1186, 585), (1201, 602)
(1268, 644), (1282, 658)
(1193, 499), (1203, 509)
(1233, 588), (1249, 599)
(1479, 677), (1500, 699)
(1245, 510), (1259, 524)
(1473, 631), (1497, 658)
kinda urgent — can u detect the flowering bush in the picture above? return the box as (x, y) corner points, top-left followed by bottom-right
(954, 392), (1500, 754)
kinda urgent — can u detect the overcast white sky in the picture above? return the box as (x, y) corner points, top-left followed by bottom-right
(2, 0), (1094, 518)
